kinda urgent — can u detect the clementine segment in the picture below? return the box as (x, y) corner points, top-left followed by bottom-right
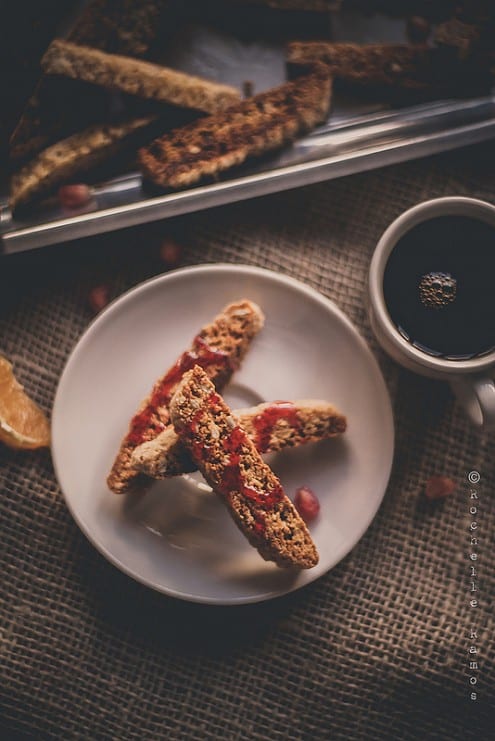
(0, 356), (50, 450)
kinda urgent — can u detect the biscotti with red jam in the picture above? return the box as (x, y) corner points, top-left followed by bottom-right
(169, 366), (319, 569)
(132, 399), (347, 478)
(107, 300), (264, 495)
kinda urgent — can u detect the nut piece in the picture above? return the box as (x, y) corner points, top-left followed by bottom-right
(58, 183), (92, 209)
(159, 238), (182, 268)
(424, 475), (456, 500)
(294, 486), (320, 522)
(87, 284), (110, 314)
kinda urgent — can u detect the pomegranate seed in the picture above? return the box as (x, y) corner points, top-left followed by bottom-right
(87, 284), (110, 314)
(424, 475), (456, 500)
(294, 486), (320, 522)
(159, 238), (182, 268)
(58, 184), (92, 209)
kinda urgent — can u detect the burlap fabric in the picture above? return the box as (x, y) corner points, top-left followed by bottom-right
(1, 143), (494, 739)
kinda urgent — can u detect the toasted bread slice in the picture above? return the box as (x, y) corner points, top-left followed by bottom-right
(138, 62), (332, 190)
(42, 40), (241, 114)
(9, 116), (157, 212)
(107, 300), (265, 495)
(132, 399), (347, 478)
(170, 366), (319, 569)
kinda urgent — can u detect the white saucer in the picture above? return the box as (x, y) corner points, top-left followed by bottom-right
(52, 264), (394, 604)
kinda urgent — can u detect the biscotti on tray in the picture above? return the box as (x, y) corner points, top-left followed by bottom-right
(10, 116), (157, 211)
(288, 42), (436, 89)
(169, 366), (319, 569)
(67, 0), (171, 57)
(107, 300), (265, 495)
(138, 62), (332, 190)
(287, 40), (493, 97)
(132, 399), (347, 478)
(41, 40), (241, 114)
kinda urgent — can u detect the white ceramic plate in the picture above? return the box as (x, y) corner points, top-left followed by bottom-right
(52, 264), (394, 604)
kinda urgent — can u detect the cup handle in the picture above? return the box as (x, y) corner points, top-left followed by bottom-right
(450, 375), (495, 429)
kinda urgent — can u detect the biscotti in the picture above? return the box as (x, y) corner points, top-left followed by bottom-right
(67, 0), (170, 57)
(169, 366), (319, 569)
(42, 40), (241, 114)
(287, 40), (493, 96)
(9, 116), (157, 212)
(107, 300), (265, 495)
(434, 15), (494, 59)
(132, 399), (347, 478)
(138, 62), (332, 190)
(9, 77), (116, 163)
(288, 42), (439, 90)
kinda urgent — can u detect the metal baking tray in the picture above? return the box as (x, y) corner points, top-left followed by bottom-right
(2, 11), (495, 255)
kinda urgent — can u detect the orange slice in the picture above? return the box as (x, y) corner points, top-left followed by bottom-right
(0, 355), (50, 450)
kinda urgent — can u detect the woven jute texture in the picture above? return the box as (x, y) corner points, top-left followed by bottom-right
(1, 143), (494, 740)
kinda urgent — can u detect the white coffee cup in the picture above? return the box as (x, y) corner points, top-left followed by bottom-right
(368, 196), (495, 429)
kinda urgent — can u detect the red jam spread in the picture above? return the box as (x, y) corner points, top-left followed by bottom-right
(126, 335), (233, 446)
(184, 392), (286, 534)
(220, 424), (285, 509)
(252, 401), (300, 452)
(187, 393), (284, 512)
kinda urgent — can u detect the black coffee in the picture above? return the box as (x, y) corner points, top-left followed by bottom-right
(383, 215), (495, 360)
